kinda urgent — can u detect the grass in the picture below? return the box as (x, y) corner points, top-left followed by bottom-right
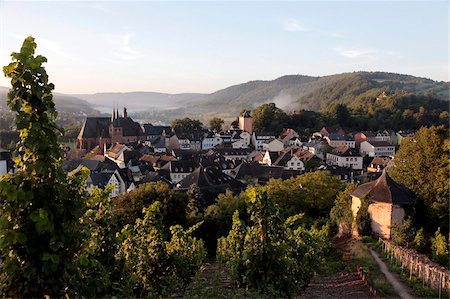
(371, 242), (450, 299)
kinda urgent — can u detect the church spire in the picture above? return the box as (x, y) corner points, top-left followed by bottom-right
(111, 106), (115, 121)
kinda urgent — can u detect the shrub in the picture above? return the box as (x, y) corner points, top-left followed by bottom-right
(217, 187), (329, 297)
(356, 196), (372, 236)
(431, 228), (449, 266)
(413, 228), (428, 254)
(117, 201), (205, 297)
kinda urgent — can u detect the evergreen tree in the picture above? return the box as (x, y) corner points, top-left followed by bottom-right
(0, 36), (85, 297)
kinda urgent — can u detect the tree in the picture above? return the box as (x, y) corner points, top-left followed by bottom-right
(267, 171), (344, 217)
(186, 184), (203, 225)
(217, 187), (330, 297)
(112, 182), (188, 229)
(252, 103), (288, 133)
(430, 228), (449, 266)
(389, 126), (449, 233)
(330, 184), (357, 236)
(171, 117), (203, 132)
(209, 117), (224, 132)
(0, 36), (85, 297)
(355, 196), (371, 236)
(117, 201), (205, 297)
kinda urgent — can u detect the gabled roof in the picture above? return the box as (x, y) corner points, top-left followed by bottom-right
(161, 160), (199, 173)
(143, 124), (171, 136)
(273, 151), (294, 166)
(370, 157), (391, 167)
(178, 166), (246, 205)
(78, 117), (111, 139)
(88, 172), (114, 188)
(330, 146), (361, 157)
(352, 170), (415, 205)
(364, 141), (393, 147)
(328, 133), (354, 141)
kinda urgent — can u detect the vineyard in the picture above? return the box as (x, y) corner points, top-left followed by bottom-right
(1, 35), (449, 299)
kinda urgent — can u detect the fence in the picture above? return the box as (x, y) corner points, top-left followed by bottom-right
(378, 238), (449, 297)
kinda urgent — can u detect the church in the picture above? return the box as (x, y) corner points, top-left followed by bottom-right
(77, 107), (145, 151)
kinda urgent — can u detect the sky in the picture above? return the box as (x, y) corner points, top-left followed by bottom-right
(0, 1), (448, 94)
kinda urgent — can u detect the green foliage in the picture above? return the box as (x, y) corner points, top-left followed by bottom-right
(355, 196), (371, 236)
(267, 171), (344, 217)
(71, 186), (129, 297)
(209, 117), (224, 132)
(330, 184), (357, 235)
(252, 103), (289, 133)
(413, 228), (427, 254)
(117, 201), (206, 297)
(171, 117), (203, 132)
(389, 126), (449, 233)
(112, 182), (187, 230)
(217, 187), (330, 297)
(430, 228), (449, 266)
(0, 36), (85, 297)
(391, 217), (414, 246)
(198, 189), (247, 255)
(186, 184), (204, 225)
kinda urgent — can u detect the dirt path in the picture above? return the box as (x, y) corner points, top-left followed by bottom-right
(369, 248), (415, 299)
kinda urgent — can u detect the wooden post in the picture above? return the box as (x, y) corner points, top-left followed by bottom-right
(422, 264), (425, 287)
(438, 272), (442, 299)
(409, 257), (413, 280)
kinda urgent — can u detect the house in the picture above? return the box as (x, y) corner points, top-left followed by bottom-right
(367, 157), (391, 172)
(77, 108), (145, 151)
(354, 130), (394, 147)
(252, 132), (276, 151)
(202, 133), (223, 150)
(209, 148), (254, 161)
(325, 134), (356, 148)
(351, 170), (415, 239)
(288, 137), (303, 148)
(263, 138), (284, 152)
(86, 169), (126, 198)
(317, 165), (361, 182)
(279, 128), (300, 146)
(143, 124), (171, 137)
(230, 161), (301, 185)
(144, 135), (167, 153)
(302, 140), (327, 160)
(159, 160), (199, 183)
(272, 150), (305, 171)
(326, 146), (363, 170)
(360, 141), (395, 157)
(396, 130), (416, 146)
(319, 127), (346, 138)
(176, 166), (247, 206)
(262, 151), (279, 166)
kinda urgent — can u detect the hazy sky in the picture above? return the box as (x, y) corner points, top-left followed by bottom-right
(0, 1), (448, 94)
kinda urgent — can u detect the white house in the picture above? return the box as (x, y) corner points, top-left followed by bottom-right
(360, 141), (395, 157)
(202, 134), (223, 150)
(273, 150), (305, 171)
(232, 139), (248, 149)
(160, 160), (198, 183)
(326, 147), (363, 170)
(87, 169), (126, 198)
(252, 133), (276, 151)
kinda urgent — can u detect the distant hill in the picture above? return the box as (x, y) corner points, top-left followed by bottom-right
(189, 72), (449, 114)
(1, 71), (448, 118)
(73, 91), (206, 111)
(0, 86), (99, 116)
